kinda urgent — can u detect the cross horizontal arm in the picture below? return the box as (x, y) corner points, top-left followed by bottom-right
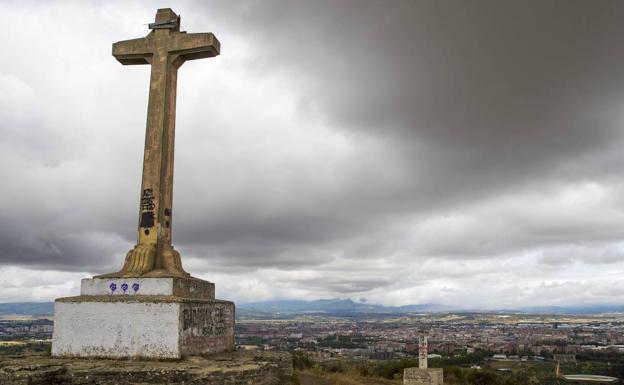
(169, 32), (220, 62)
(113, 37), (153, 65)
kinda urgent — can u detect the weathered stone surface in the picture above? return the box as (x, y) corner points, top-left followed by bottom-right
(98, 8), (220, 279)
(81, 277), (215, 299)
(404, 367), (444, 385)
(52, 297), (234, 359)
(0, 350), (293, 385)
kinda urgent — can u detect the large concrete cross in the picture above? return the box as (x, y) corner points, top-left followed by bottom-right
(99, 8), (220, 278)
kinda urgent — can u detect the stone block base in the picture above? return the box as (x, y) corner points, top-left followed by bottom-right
(80, 277), (215, 299)
(0, 350), (293, 385)
(403, 367), (444, 385)
(52, 296), (234, 359)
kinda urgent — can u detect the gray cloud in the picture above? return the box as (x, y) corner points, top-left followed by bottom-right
(1, 0), (624, 306)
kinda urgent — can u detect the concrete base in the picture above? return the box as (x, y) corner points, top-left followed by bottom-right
(80, 277), (215, 299)
(52, 276), (234, 359)
(403, 368), (444, 385)
(52, 296), (234, 359)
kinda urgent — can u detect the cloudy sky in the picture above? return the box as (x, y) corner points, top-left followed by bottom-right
(1, 0), (624, 308)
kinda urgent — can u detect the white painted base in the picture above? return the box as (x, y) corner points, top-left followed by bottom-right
(81, 277), (214, 299)
(52, 300), (179, 358)
(52, 297), (234, 359)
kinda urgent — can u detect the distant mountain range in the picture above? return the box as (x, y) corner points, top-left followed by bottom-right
(1, 299), (624, 318)
(237, 299), (624, 318)
(237, 299), (453, 317)
(508, 305), (624, 314)
(0, 302), (54, 316)
(237, 299), (624, 317)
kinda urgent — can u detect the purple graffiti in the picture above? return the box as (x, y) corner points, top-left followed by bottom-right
(121, 283), (129, 293)
(132, 283), (140, 293)
(109, 283), (117, 293)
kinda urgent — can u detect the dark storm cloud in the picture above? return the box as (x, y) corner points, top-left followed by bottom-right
(224, 0), (624, 193)
(172, 0), (624, 265)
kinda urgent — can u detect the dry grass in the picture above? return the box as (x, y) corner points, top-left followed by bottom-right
(297, 368), (400, 385)
(0, 341), (27, 346)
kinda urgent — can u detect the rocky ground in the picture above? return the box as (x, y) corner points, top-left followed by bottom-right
(0, 350), (293, 385)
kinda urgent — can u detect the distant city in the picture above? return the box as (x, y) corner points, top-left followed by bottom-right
(4, 299), (624, 383)
(3, 299), (624, 359)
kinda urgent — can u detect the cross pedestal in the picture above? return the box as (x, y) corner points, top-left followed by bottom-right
(52, 277), (234, 358)
(403, 368), (444, 385)
(51, 9), (234, 359)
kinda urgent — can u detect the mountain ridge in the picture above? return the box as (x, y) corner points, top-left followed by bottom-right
(2, 299), (624, 317)
(237, 298), (624, 316)
(0, 302), (54, 316)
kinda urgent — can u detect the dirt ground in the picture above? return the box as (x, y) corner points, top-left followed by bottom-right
(296, 370), (401, 385)
(298, 372), (332, 385)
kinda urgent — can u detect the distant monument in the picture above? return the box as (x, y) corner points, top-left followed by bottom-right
(404, 335), (443, 385)
(419, 335), (428, 369)
(52, 8), (235, 359)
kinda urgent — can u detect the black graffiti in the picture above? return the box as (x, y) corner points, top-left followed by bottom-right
(139, 188), (155, 229)
(140, 188), (155, 211)
(140, 212), (154, 228)
(182, 306), (229, 336)
(164, 208), (171, 228)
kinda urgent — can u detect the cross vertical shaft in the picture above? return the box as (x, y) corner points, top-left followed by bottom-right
(138, 40), (178, 271)
(97, 8), (220, 278)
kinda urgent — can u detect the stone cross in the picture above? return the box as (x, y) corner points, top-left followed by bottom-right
(98, 8), (220, 278)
